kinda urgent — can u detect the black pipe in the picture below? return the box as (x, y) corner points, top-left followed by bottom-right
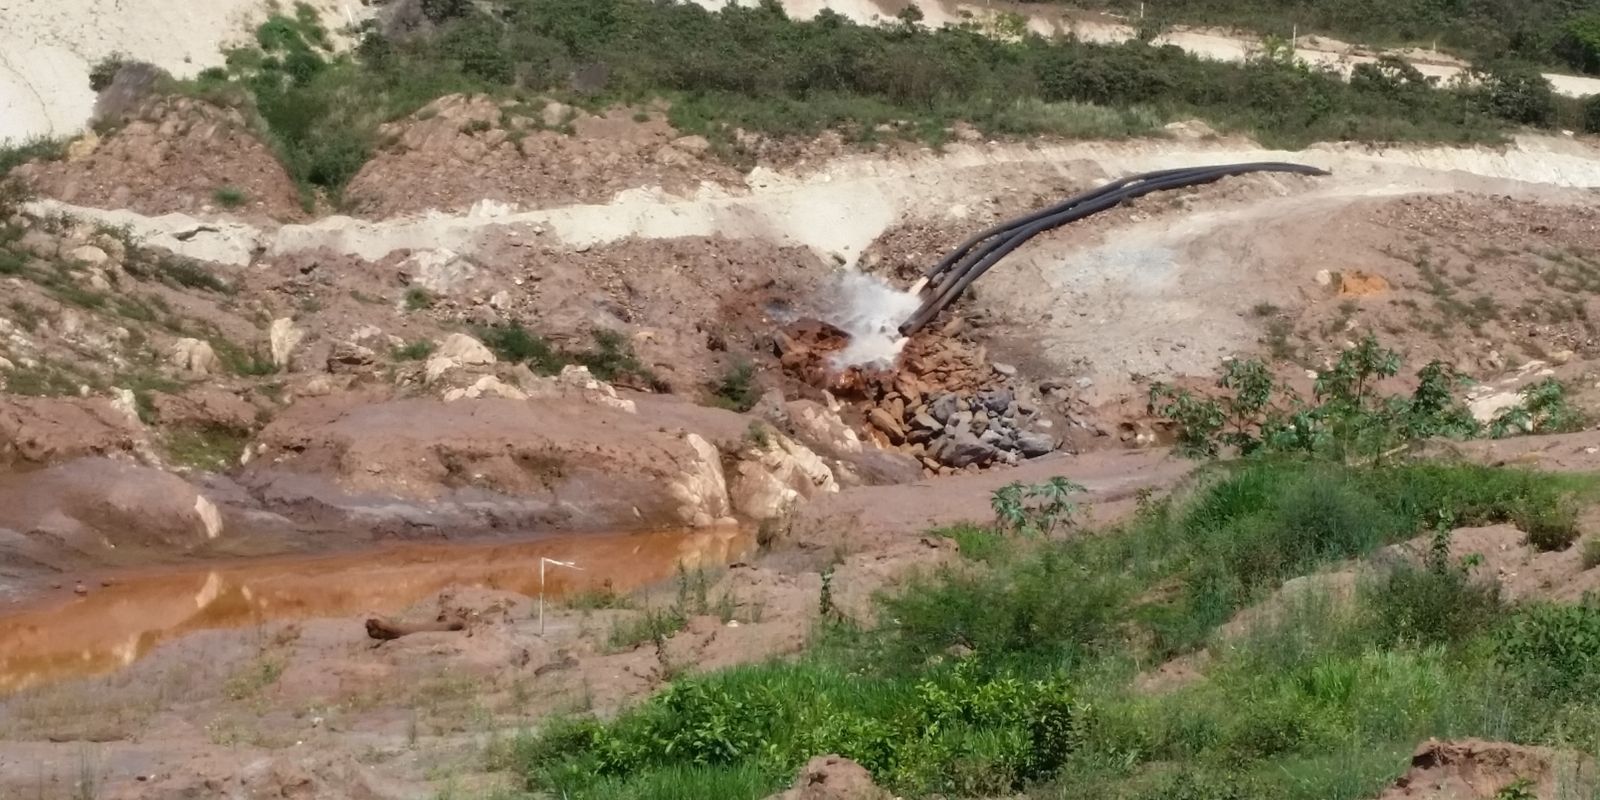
(919, 162), (1323, 286)
(899, 162), (1328, 335)
(904, 164), (1323, 334)
(912, 163), (1325, 316)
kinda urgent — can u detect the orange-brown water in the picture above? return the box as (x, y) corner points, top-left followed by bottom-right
(0, 526), (751, 694)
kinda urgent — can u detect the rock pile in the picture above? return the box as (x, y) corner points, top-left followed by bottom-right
(775, 318), (1057, 473)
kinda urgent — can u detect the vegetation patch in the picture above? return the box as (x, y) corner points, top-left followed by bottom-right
(506, 412), (1600, 799)
(176, 0), (1560, 201)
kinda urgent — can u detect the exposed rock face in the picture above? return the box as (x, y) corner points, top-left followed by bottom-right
(672, 433), (734, 527)
(243, 396), (738, 532)
(442, 375), (528, 402)
(727, 430), (839, 521)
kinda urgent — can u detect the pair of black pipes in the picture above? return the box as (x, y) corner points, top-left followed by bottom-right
(896, 162), (1330, 336)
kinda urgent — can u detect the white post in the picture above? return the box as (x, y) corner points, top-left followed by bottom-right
(1139, 2), (1145, 20)
(538, 558), (582, 636)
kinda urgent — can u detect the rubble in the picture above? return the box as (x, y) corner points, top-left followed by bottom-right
(775, 318), (1058, 474)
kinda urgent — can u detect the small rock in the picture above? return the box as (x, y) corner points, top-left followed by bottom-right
(929, 393), (958, 423)
(868, 407), (905, 442)
(1015, 430), (1055, 458)
(435, 333), (497, 365)
(991, 362), (1017, 377)
(1551, 349), (1575, 365)
(540, 101), (572, 128)
(1315, 269), (1332, 286)
(326, 342), (377, 373)
(73, 582), (88, 596)
(978, 388), (1014, 415)
(1075, 376), (1094, 390)
(488, 290), (513, 310)
(912, 412), (940, 431)
(942, 432), (997, 468)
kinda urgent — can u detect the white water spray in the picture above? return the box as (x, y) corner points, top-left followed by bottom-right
(824, 271), (923, 368)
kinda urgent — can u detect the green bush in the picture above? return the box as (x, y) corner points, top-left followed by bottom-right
(213, 186), (248, 208)
(1357, 561), (1503, 646)
(1495, 602), (1600, 699)
(707, 362), (760, 412)
(403, 286), (433, 310)
(391, 339), (435, 360)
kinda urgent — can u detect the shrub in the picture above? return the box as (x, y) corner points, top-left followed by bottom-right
(708, 362), (760, 412)
(1585, 94), (1600, 134)
(575, 329), (654, 385)
(991, 477), (1086, 537)
(391, 339), (435, 360)
(1466, 63), (1556, 125)
(477, 322), (560, 369)
(88, 53), (130, 91)
(1357, 561), (1502, 646)
(1515, 498), (1579, 552)
(213, 186), (247, 208)
(1495, 602), (1600, 699)
(1582, 538), (1600, 570)
(403, 287), (433, 310)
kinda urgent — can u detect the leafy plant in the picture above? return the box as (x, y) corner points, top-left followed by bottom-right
(1152, 336), (1531, 460)
(991, 477), (1086, 537)
(1491, 378), (1588, 437)
(1495, 602), (1600, 699)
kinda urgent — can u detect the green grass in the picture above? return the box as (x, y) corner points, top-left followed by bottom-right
(213, 186), (248, 208)
(391, 339), (436, 360)
(506, 458), (1600, 799)
(476, 323), (656, 385)
(163, 425), (250, 471)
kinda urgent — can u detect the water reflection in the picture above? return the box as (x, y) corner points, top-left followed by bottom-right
(0, 526), (751, 693)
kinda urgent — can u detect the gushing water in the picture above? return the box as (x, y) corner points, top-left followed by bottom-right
(824, 271), (922, 368)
